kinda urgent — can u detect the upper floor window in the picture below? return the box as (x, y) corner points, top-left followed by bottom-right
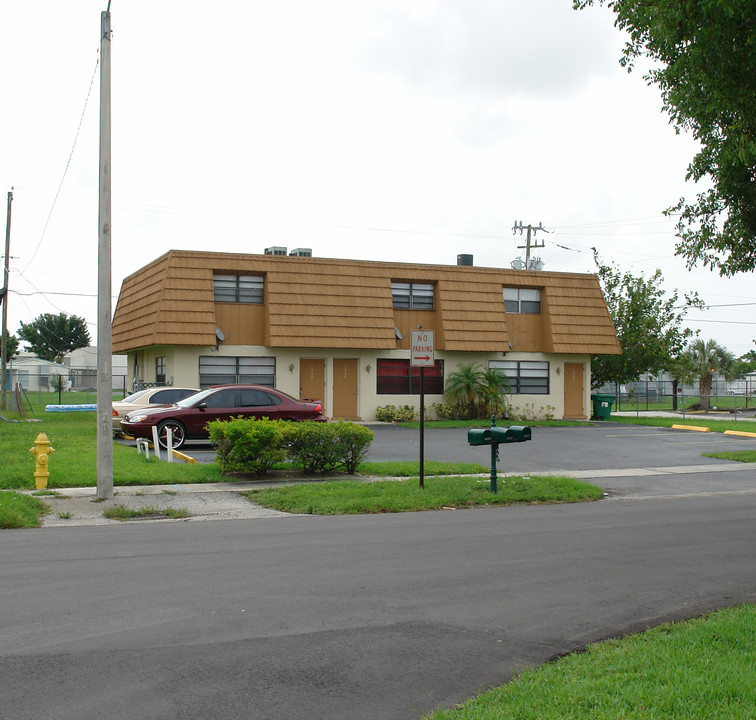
(214, 274), (264, 304)
(503, 287), (540, 314)
(392, 282), (434, 310)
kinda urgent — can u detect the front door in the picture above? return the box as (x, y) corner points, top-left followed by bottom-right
(332, 358), (359, 420)
(300, 358), (326, 410)
(563, 363), (585, 419)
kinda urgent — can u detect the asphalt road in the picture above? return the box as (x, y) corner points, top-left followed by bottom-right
(3, 424), (756, 719)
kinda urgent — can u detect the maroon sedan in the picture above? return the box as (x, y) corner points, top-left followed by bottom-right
(121, 384), (325, 450)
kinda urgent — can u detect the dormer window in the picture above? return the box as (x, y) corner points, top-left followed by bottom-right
(503, 287), (540, 314)
(214, 274), (264, 303)
(392, 282), (434, 309)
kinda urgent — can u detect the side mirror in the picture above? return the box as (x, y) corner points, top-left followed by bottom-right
(197, 401), (207, 411)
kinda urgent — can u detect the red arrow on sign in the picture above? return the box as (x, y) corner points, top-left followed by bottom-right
(414, 355), (431, 361)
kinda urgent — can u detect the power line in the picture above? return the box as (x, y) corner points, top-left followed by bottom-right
(21, 53), (100, 274)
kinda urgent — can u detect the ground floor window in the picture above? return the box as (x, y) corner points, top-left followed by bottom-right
(155, 356), (166, 384)
(377, 359), (444, 395)
(199, 356), (276, 388)
(489, 360), (549, 394)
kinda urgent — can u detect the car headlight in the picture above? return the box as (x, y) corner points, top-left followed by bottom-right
(125, 413), (148, 423)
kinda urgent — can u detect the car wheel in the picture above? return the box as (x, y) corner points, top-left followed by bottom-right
(157, 420), (187, 450)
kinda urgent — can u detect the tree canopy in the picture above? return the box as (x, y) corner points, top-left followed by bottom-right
(574, 0), (756, 276)
(591, 251), (702, 388)
(17, 312), (91, 363)
(2, 331), (19, 359)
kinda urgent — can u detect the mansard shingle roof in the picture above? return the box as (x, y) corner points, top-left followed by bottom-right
(112, 250), (620, 355)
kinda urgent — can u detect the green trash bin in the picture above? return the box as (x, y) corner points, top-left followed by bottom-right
(591, 393), (614, 420)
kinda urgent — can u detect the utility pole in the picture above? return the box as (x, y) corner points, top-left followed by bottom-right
(1, 189), (12, 411)
(97, 6), (113, 499)
(512, 220), (548, 271)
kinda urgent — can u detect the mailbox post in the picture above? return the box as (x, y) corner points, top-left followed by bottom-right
(467, 415), (531, 493)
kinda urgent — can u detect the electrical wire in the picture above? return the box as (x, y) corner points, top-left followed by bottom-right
(21, 52), (100, 274)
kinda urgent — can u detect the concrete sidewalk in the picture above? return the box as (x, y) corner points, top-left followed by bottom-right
(27, 457), (756, 528)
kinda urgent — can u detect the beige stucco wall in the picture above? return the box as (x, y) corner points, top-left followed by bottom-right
(124, 345), (592, 421)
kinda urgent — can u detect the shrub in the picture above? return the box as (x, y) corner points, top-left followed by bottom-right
(209, 419), (375, 476)
(328, 421), (374, 473)
(207, 417), (288, 474)
(375, 405), (417, 422)
(286, 421), (374, 474)
(285, 421), (342, 474)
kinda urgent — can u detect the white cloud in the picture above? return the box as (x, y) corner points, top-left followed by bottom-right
(0, 0), (753, 356)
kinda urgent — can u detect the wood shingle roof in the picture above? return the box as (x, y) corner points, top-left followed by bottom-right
(112, 250), (620, 355)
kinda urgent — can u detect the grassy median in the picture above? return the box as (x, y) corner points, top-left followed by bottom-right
(245, 475), (604, 514)
(0, 491), (49, 528)
(422, 604), (756, 720)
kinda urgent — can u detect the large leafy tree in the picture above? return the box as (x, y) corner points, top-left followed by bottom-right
(17, 312), (91, 363)
(592, 251), (702, 388)
(733, 347), (756, 376)
(574, 1), (756, 275)
(2, 331), (19, 358)
(677, 338), (738, 410)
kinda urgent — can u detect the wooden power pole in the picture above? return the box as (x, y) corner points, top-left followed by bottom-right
(97, 7), (114, 499)
(1, 189), (12, 411)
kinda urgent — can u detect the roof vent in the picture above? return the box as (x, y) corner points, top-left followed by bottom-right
(264, 246), (287, 256)
(457, 254), (473, 266)
(289, 248), (312, 257)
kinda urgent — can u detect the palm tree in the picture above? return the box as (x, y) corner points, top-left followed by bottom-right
(444, 363), (512, 419)
(479, 367), (511, 419)
(444, 363), (483, 418)
(679, 339), (738, 410)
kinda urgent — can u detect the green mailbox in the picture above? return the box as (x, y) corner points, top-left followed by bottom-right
(505, 425), (532, 443)
(489, 426), (509, 444)
(468, 428), (493, 445)
(467, 417), (533, 494)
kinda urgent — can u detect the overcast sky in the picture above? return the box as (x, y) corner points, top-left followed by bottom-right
(2, 1), (754, 357)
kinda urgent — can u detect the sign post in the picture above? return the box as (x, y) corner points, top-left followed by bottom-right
(411, 330), (435, 489)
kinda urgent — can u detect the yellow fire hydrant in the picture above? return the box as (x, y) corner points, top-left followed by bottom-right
(29, 432), (55, 490)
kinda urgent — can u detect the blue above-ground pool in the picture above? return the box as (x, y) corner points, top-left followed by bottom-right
(45, 404), (97, 412)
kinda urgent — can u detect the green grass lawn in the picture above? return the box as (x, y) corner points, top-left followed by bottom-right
(422, 604), (756, 720)
(0, 411), (226, 489)
(0, 490), (49, 528)
(609, 415), (756, 433)
(245, 475), (604, 514)
(704, 450), (756, 463)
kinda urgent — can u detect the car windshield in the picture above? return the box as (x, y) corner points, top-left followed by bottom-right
(121, 389), (151, 403)
(175, 388), (213, 408)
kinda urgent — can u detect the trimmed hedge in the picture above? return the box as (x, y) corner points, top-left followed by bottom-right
(207, 419), (374, 475)
(208, 417), (288, 474)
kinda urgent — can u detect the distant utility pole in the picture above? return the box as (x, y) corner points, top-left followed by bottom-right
(1, 189), (12, 411)
(512, 220), (548, 271)
(97, 7), (113, 500)
(512, 220), (547, 262)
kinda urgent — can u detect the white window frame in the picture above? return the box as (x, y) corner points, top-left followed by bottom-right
(503, 287), (541, 314)
(391, 282), (435, 310)
(199, 356), (275, 388)
(214, 274), (264, 304)
(489, 360), (549, 395)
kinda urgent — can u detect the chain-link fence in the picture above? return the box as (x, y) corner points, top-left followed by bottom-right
(595, 378), (756, 415)
(4, 369), (128, 405)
